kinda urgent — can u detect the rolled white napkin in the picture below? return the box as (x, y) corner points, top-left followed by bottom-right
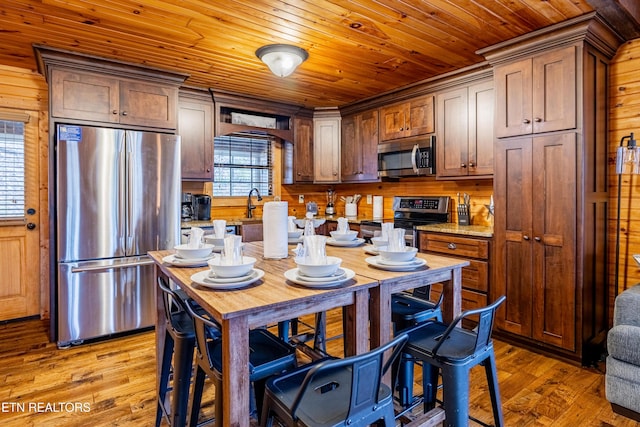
(304, 235), (327, 265)
(222, 235), (243, 265)
(381, 222), (394, 241)
(188, 227), (204, 248)
(288, 216), (298, 232)
(337, 217), (349, 233)
(388, 228), (406, 252)
(213, 219), (227, 238)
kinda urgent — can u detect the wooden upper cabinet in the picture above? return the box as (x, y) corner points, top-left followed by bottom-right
(494, 46), (576, 138)
(436, 80), (494, 178)
(313, 111), (341, 183)
(341, 109), (379, 182)
(51, 68), (178, 129)
(379, 94), (434, 141)
(293, 116), (314, 183)
(178, 92), (214, 180)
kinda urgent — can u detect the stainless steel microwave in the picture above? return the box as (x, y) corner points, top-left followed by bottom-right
(377, 135), (435, 178)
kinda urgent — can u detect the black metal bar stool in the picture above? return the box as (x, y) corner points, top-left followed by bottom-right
(185, 301), (298, 426)
(391, 285), (444, 409)
(157, 277), (217, 427)
(402, 296), (506, 427)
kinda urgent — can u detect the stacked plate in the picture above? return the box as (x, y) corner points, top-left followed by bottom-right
(163, 253), (214, 267)
(365, 247), (426, 271)
(284, 267), (355, 288)
(191, 268), (264, 290)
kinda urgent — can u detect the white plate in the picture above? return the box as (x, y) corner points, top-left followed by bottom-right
(284, 267), (355, 288)
(191, 269), (264, 289)
(363, 245), (380, 255)
(163, 254), (215, 267)
(205, 269), (256, 283)
(326, 237), (365, 247)
(365, 256), (427, 271)
(288, 237), (303, 245)
(295, 268), (347, 282)
(376, 257), (421, 266)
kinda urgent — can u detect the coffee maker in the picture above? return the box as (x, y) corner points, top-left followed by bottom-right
(181, 192), (193, 221)
(192, 194), (211, 221)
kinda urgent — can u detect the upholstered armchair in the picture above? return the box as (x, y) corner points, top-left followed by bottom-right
(606, 284), (640, 421)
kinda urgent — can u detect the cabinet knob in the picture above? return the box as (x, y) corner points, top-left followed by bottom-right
(399, 127), (404, 131)
(447, 242), (457, 250)
(112, 110), (118, 115)
(534, 236), (541, 242)
(522, 118), (531, 124)
(534, 117), (542, 123)
(121, 111), (128, 116)
(469, 161), (475, 167)
(460, 163), (467, 168)
(523, 235), (530, 241)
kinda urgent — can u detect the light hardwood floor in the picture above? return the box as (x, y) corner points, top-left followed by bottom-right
(0, 312), (636, 427)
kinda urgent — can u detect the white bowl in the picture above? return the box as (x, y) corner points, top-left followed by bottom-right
(208, 256), (256, 278)
(295, 256), (342, 278)
(174, 243), (214, 259)
(370, 236), (389, 248)
(288, 230), (303, 239)
(378, 247), (419, 263)
(330, 230), (358, 241)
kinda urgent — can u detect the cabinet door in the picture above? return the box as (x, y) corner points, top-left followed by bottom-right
(531, 133), (576, 350)
(436, 87), (468, 177)
(314, 118), (340, 183)
(407, 95), (435, 137)
(341, 110), (379, 182)
(532, 46), (576, 134)
(293, 116), (314, 183)
(494, 137), (534, 337)
(178, 98), (213, 180)
(51, 69), (120, 123)
(119, 80), (178, 129)
(379, 104), (406, 141)
(494, 59), (533, 138)
(468, 81), (494, 176)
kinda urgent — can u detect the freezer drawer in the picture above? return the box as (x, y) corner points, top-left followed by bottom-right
(57, 257), (155, 346)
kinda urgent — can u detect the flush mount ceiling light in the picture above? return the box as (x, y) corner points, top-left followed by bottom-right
(255, 44), (308, 78)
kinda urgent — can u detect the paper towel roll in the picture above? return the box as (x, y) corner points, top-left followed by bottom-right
(263, 201), (289, 259)
(373, 196), (383, 219)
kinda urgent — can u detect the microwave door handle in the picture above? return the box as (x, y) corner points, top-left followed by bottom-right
(411, 144), (419, 174)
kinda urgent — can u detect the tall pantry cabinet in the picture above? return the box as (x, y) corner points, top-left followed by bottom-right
(480, 12), (622, 365)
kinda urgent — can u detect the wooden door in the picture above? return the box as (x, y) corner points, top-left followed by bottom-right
(50, 68), (119, 123)
(119, 80), (178, 129)
(358, 109), (379, 181)
(468, 80), (494, 176)
(494, 136), (534, 336)
(0, 111), (41, 321)
(340, 114), (359, 181)
(531, 133), (576, 350)
(178, 96), (213, 180)
(313, 117), (340, 183)
(293, 116), (314, 183)
(532, 46), (576, 134)
(436, 87), (468, 177)
(494, 58), (533, 138)
(407, 94), (435, 137)
(379, 103), (406, 141)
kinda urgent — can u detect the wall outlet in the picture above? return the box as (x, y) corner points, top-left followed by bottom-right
(298, 195), (304, 203)
(366, 194), (372, 204)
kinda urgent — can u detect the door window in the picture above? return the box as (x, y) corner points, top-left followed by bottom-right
(0, 119), (26, 219)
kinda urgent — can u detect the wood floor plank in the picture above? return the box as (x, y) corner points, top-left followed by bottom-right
(0, 314), (634, 426)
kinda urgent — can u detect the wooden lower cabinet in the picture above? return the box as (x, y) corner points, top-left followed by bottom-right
(418, 232), (490, 315)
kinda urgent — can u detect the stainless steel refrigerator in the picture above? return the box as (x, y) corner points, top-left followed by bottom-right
(55, 124), (180, 347)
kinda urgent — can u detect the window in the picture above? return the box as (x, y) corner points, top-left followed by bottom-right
(0, 120), (25, 219)
(213, 134), (273, 196)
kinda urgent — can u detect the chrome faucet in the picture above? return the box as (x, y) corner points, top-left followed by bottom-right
(246, 188), (263, 218)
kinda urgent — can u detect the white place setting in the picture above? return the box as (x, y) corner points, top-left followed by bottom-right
(286, 236), (355, 288)
(326, 217), (365, 247)
(364, 229), (427, 271)
(166, 227), (215, 266)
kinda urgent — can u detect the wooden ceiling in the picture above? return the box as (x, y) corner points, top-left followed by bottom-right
(1, 1), (638, 108)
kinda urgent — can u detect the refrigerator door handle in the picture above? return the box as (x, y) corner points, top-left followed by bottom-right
(71, 258), (154, 273)
(126, 138), (135, 254)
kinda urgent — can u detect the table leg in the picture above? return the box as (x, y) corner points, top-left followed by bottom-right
(222, 316), (250, 427)
(442, 267), (463, 323)
(368, 285), (392, 351)
(343, 288), (371, 356)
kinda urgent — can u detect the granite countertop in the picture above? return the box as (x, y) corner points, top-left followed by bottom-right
(182, 216), (391, 229)
(416, 223), (493, 238)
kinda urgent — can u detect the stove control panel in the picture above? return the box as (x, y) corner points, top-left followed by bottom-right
(392, 196), (450, 214)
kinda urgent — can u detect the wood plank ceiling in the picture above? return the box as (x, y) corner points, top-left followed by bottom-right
(0, 0), (606, 108)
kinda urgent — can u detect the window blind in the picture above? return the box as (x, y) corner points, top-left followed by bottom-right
(213, 135), (273, 196)
(0, 120), (25, 219)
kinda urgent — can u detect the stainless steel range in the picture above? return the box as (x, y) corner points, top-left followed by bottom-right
(360, 196), (450, 247)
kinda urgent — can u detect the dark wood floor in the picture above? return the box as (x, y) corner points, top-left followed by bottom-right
(0, 312), (636, 426)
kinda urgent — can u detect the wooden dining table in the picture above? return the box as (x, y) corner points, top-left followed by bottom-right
(149, 240), (469, 427)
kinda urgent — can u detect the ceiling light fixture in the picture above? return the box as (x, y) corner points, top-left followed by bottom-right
(255, 44), (308, 78)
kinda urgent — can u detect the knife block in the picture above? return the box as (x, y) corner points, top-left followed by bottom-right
(457, 204), (470, 226)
